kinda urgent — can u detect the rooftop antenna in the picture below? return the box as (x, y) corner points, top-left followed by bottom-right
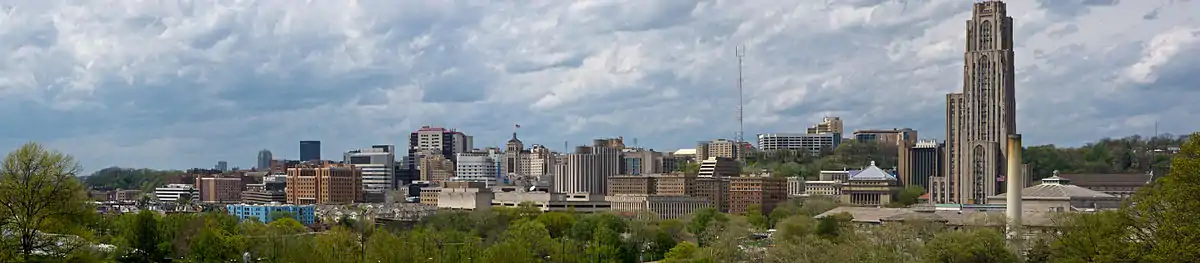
(735, 45), (746, 163)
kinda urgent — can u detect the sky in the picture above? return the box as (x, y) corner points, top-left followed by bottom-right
(1, 0), (1198, 173)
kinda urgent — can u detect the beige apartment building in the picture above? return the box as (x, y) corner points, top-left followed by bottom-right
(697, 139), (740, 160)
(418, 153), (456, 182)
(806, 116), (844, 135)
(286, 164), (363, 205)
(197, 177), (243, 203)
(728, 175), (787, 214)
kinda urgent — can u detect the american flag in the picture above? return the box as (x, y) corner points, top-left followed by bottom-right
(515, 124), (521, 128)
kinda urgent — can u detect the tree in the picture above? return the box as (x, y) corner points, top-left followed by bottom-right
(267, 211), (297, 223)
(920, 228), (1016, 263)
(896, 185), (927, 206)
(0, 143), (95, 262)
(536, 212), (576, 238)
(1123, 132), (1200, 262)
(117, 211), (169, 263)
(744, 204), (768, 230)
(663, 241), (702, 263)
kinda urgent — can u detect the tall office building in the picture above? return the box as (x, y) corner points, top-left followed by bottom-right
(405, 126), (472, 175)
(806, 116), (843, 135)
(300, 141), (321, 161)
(553, 145), (621, 194)
(455, 151), (501, 186)
(945, 0), (1017, 204)
(214, 161), (228, 172)
(344, 145), (397, 193)
(853, 128), (918, 147)
(903, 140), (945, 190)
(257, 149), (273, 171)
(696, 139), (740, 161)
(502, 133), (530, 176)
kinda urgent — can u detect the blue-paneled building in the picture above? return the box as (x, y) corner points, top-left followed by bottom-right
(227, 204), (316, 225)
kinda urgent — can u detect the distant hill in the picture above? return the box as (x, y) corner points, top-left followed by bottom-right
(81, 167), (184, 192)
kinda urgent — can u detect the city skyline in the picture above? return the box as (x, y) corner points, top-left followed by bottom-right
(1, 0), (1198, 172)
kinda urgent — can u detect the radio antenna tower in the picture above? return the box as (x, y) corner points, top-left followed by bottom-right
(735, 45), (746, 162)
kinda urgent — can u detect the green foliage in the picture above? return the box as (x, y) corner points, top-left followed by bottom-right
(82, 167), (183, 192)
(266, 211), (297, 223)
(0, 142), (97, 262)
(744, 204), (769, 230)
(1022, 134), (1185, 179)
(896, 185), (927, 206)
(678, 162), (701, 176)
(920, 228), (1017, 263)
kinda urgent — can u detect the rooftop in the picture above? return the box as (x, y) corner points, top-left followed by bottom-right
(847, 161), (897, 181)
(988, 172), (1117, 200)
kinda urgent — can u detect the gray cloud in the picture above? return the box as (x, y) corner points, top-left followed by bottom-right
(0, 0), (1197, 171)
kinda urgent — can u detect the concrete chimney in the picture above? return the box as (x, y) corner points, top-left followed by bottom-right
(1005, 134), (1023, 240)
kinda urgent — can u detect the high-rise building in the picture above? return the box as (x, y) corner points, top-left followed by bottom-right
(697, 139), (739, 161)
(455, 151), (501, 187)
(945, 0), (1018, 204)
(257, 149), (273, 171)
(502, 133), (531, 176)
(806, 116), (843, 135)
(300, 141), (321, 161)
(418, 154), (456, 182)
(528, 145), (557, 178)
(405, 126), (472, 173)
(622, 150), (664, 175)
(904, 140), (945, 191)
(344, 145), (397, 193)
(553, 145), (620, 194)
(285, 164), (362, 205)
(214, 161), (228, 172)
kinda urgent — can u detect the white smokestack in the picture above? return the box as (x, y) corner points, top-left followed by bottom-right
(1005, 134), (1023, 240)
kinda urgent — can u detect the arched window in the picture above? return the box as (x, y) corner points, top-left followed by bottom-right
(973, 145), (987, 201)
(979, 23), (993, 50)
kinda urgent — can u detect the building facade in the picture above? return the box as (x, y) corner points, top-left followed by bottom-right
(728, 175), (787, 214)
(418, 154), (456, 182)
(226, 203), (316, 225)
(285, 164), (363, 205)
(904, 140), (945, 190)
(840, 162), (902, 206)
(300, 140), (321, 161)
(946, 0), (1018, 204)
(853, 128), (918, 147)
(697, 139), (740, 161)
(806, 116), (844, 135)
(606, 195), (710, 219)
(197, 177), (242, 203)
(553, 145), (620, 194)
(698, 157), (740, 177)
(455, 152), (502, 186)
(257, 149), (273, 171)
(345, 145), (397, 193)
(756, 133), (841, 154)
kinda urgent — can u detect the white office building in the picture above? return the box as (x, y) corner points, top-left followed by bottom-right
(155, 184), (198, 202)
(345, 145), (397, 193)
(756, 133), (842, 154)
(455, 152), (501, 187)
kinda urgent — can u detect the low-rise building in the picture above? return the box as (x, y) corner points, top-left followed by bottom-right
(986, 173), (1123, 212)
(1056, 172), (1153, 200)
(155, 184), (197, 203)
(698, 157), (740, 177)
(436, 181), (494, 210)
(728, 174), (787, 214)
(492, 192), (609, 213)
(226, 203), (316, 225)
(840, 162), (902, 206)
(607, 195), (709, 219)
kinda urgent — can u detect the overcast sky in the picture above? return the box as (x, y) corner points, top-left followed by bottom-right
(1, 0), (1197, 172)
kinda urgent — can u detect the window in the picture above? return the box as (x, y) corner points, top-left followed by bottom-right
(979, 22), (993, 50)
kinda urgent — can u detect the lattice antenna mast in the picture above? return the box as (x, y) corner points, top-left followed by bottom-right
(735, 45), (746, 161)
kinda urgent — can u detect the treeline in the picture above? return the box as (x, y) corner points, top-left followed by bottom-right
(746, 134), (1188, 180)
(82, 167), (184, 192)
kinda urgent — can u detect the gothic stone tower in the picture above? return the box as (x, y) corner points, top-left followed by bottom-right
(946, 0), (1017, 204)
